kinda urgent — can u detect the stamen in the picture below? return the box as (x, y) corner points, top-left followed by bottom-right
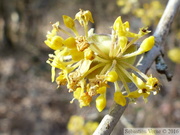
(100, 63), (111, 75)
(105, 60), (117, 75)
(95, 56), (109, 63)
(82, 62), (105, 78)
(119, 61), (148, 80)
(109, 30), (116, 58)
(90, 43), (109, 59)
(116, 68), (130, 93)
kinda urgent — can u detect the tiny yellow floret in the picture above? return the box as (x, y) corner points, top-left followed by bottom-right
(106, 71), (118, 82)
(96, 94), (106, 112)
(75, 9), (94, 26)
(45, 36), (64, 50)
(63, 15), (75, 29)
(114, 91), (126, 106)
(79, 92), (92, 107)
(138, 36), (155, 53)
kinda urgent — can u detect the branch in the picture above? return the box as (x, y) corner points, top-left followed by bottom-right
(93, 0), (180, 134)
(155, 55), (173, 81)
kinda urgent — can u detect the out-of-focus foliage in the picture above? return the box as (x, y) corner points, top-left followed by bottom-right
(168, 48), (180, 64)
(117, 0), (139, 14)
(67, 115), (99, 135)
(117, 0), (164, 26)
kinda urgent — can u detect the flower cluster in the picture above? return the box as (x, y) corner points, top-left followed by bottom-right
(45, 9), (160, 112)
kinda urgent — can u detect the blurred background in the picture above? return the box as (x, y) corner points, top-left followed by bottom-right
(0, 0), (179, 135)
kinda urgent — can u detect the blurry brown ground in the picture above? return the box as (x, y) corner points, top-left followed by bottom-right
(0, 0), (179, 135)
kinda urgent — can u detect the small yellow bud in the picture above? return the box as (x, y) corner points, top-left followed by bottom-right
(63, 15), (75, 29)
(106, 71), (118, 82)
(114, 91), (126, 106)
(138, 36), (155, 53)
(63, 37), (76, 48)
(45, 36), (64, 50)
(96, 94), (106, 112)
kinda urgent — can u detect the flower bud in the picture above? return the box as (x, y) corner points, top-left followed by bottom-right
(63, 15), (75, 29)
(138, 36), (155, 53)
(45, 36), (64, 50)
(96, 94), (106, 112)
(114, 91), (126, 106)
(106, 71), (118, 82)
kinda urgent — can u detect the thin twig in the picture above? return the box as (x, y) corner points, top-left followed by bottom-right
(93, 0), (180, 134)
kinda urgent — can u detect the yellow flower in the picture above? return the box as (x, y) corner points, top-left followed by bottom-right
(67, 115), (84, 133)
(127, 73), (160, 102)
(75, 9), (94, 26)
(79, 92), (92, 107)
(45, 9), (159, 112)
(113, 16), (137, 37)
(44, 24), (64, 50)
(67, 115), (99, 135)
(168, 48), (180, 63)
(84, 121), (99, 135)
